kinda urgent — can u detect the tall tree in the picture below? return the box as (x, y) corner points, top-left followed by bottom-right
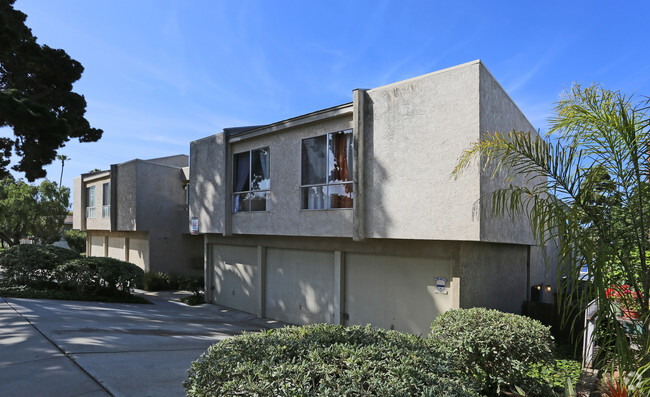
(0, 0), (102, 181)
(0, 177), (69, 246)
(454, 84), (650, 374)
(56, 154), (69, 187)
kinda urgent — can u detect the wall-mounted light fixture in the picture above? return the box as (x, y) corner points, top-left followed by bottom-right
(536, 285), (542, 291)
(545, 285), (552, 292)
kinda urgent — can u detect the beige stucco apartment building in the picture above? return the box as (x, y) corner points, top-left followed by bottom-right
(73, 155), (203, 275)
(189, 60), (556, 336)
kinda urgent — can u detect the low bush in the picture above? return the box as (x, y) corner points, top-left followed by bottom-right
(53, 257), (144, 296)
(430, 307), (554, 396)
(185, 324), (480, 396)
(61, 229), (87, 254)
(142, 271), (203, 292)
(0, 244), (81, 286)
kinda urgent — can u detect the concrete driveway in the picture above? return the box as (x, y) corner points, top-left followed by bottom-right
(0, 290), (284, 396)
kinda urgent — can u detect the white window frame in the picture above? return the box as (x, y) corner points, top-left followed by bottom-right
(86, 186), (96, 218)
(101, 182), (110, 218)
(300, 129), (354, 210)
(232, 147), (271, 213)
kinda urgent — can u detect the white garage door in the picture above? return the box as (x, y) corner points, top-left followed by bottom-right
(211, 244), (259, 314)
(266, 248), (334, 325)
(345, 253), (453, 336)
(107, 237), (126, 261)
(90, 235), (104, 257)
(128, 238), (149, 271)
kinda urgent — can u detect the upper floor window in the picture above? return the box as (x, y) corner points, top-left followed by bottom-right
(301, 129), (353, 209)
(86, 186), (96, 218)
(233, 147), (270, 212)
(102, 182), (110, 218)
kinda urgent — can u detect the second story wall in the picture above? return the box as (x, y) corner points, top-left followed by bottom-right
(75, 172), (111, 231)
(229, 113), (353, 237)
(362, 60), (482, 241)
(190, 134), (226, 234)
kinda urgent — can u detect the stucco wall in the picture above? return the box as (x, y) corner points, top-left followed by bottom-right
(478, 64), (538, 246)
(459, 241), (528, 313)
(363, 61), (482, 241)
(72, 176), (82, 229)
(84, 175), (111, 231)
(115, 162), (138, 231)
(135, 160), (195, 274)
(190, 134), (226, 234)
(229, 115), (354, 237)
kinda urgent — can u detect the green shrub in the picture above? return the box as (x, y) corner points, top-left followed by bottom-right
(185, 324), (479, 397)
(53, 257), (144, 296)
(61, 229), (87, 254)
(0, 244), (81, 286)
(142, 271), (173, 291)
(430, 308), (554, 396)
(142, 271), (204, 292)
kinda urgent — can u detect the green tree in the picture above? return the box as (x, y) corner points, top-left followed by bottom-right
(0, 177), (69, 246)
(0, 0), (102, 181)
(454, 84), (650, 373)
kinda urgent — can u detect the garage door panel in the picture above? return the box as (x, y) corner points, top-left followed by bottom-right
(211, 244), (258, 314)
(128, 238), (149, 271)
(345, 253), (452, 336)
(266, 248), (334, 325)
(90, 235), (104, 257)
(107, 237), (125, 261)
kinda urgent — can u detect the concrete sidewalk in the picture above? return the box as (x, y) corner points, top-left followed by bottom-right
(0, 291), (284, 397)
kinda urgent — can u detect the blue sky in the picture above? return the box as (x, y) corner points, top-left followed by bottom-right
(6, 0), (650, 193)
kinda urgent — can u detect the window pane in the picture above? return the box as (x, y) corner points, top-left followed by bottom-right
(233, 193), (249, 212)
(329, 184), (354, 208)
(302, 186), (328, 209)
(102, 183), (110, 206)
(251, 148), (270, 191)
(233, 152), (250, 193)
(328, 131), (353, 183)
(87, 186), (95, 207)
(301, 135), (327, 185)
(250, 191), (269, 212)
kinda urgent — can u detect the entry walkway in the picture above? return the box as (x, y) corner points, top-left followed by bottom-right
(0, 290), (283, 396)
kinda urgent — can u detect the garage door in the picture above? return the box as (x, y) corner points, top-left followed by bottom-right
(107, 237), (126, 261)
(128, 238), (149, 271)
(266, 248), (334, 325)
(345, 253), (453, 336)
(211, 244), (258, 314)
(89, 235), (104, 257)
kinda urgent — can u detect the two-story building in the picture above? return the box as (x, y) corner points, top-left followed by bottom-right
(73, 155), (203, 275)
(189, 60), (556, 335)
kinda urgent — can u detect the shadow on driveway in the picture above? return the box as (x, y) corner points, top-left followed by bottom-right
(0, 290), (284, 397)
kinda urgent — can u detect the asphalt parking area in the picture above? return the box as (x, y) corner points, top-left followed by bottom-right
(0, 290), (283, 396)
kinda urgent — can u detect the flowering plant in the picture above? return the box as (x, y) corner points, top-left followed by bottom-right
(606, 285), (642, 312)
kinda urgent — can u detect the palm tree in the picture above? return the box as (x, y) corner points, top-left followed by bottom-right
(56, 154), (70, 187)
(454, 84), (650, 374)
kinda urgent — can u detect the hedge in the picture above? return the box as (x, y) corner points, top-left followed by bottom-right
(185, 324), (479, 396)
(430, 307), (555, 396)
(0, 244), (81, 286)
(53, 257), (144, 296)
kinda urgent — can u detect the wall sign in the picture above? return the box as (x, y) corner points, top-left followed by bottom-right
(190, 217), (199, 235)
(435, 277), (448, 294)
